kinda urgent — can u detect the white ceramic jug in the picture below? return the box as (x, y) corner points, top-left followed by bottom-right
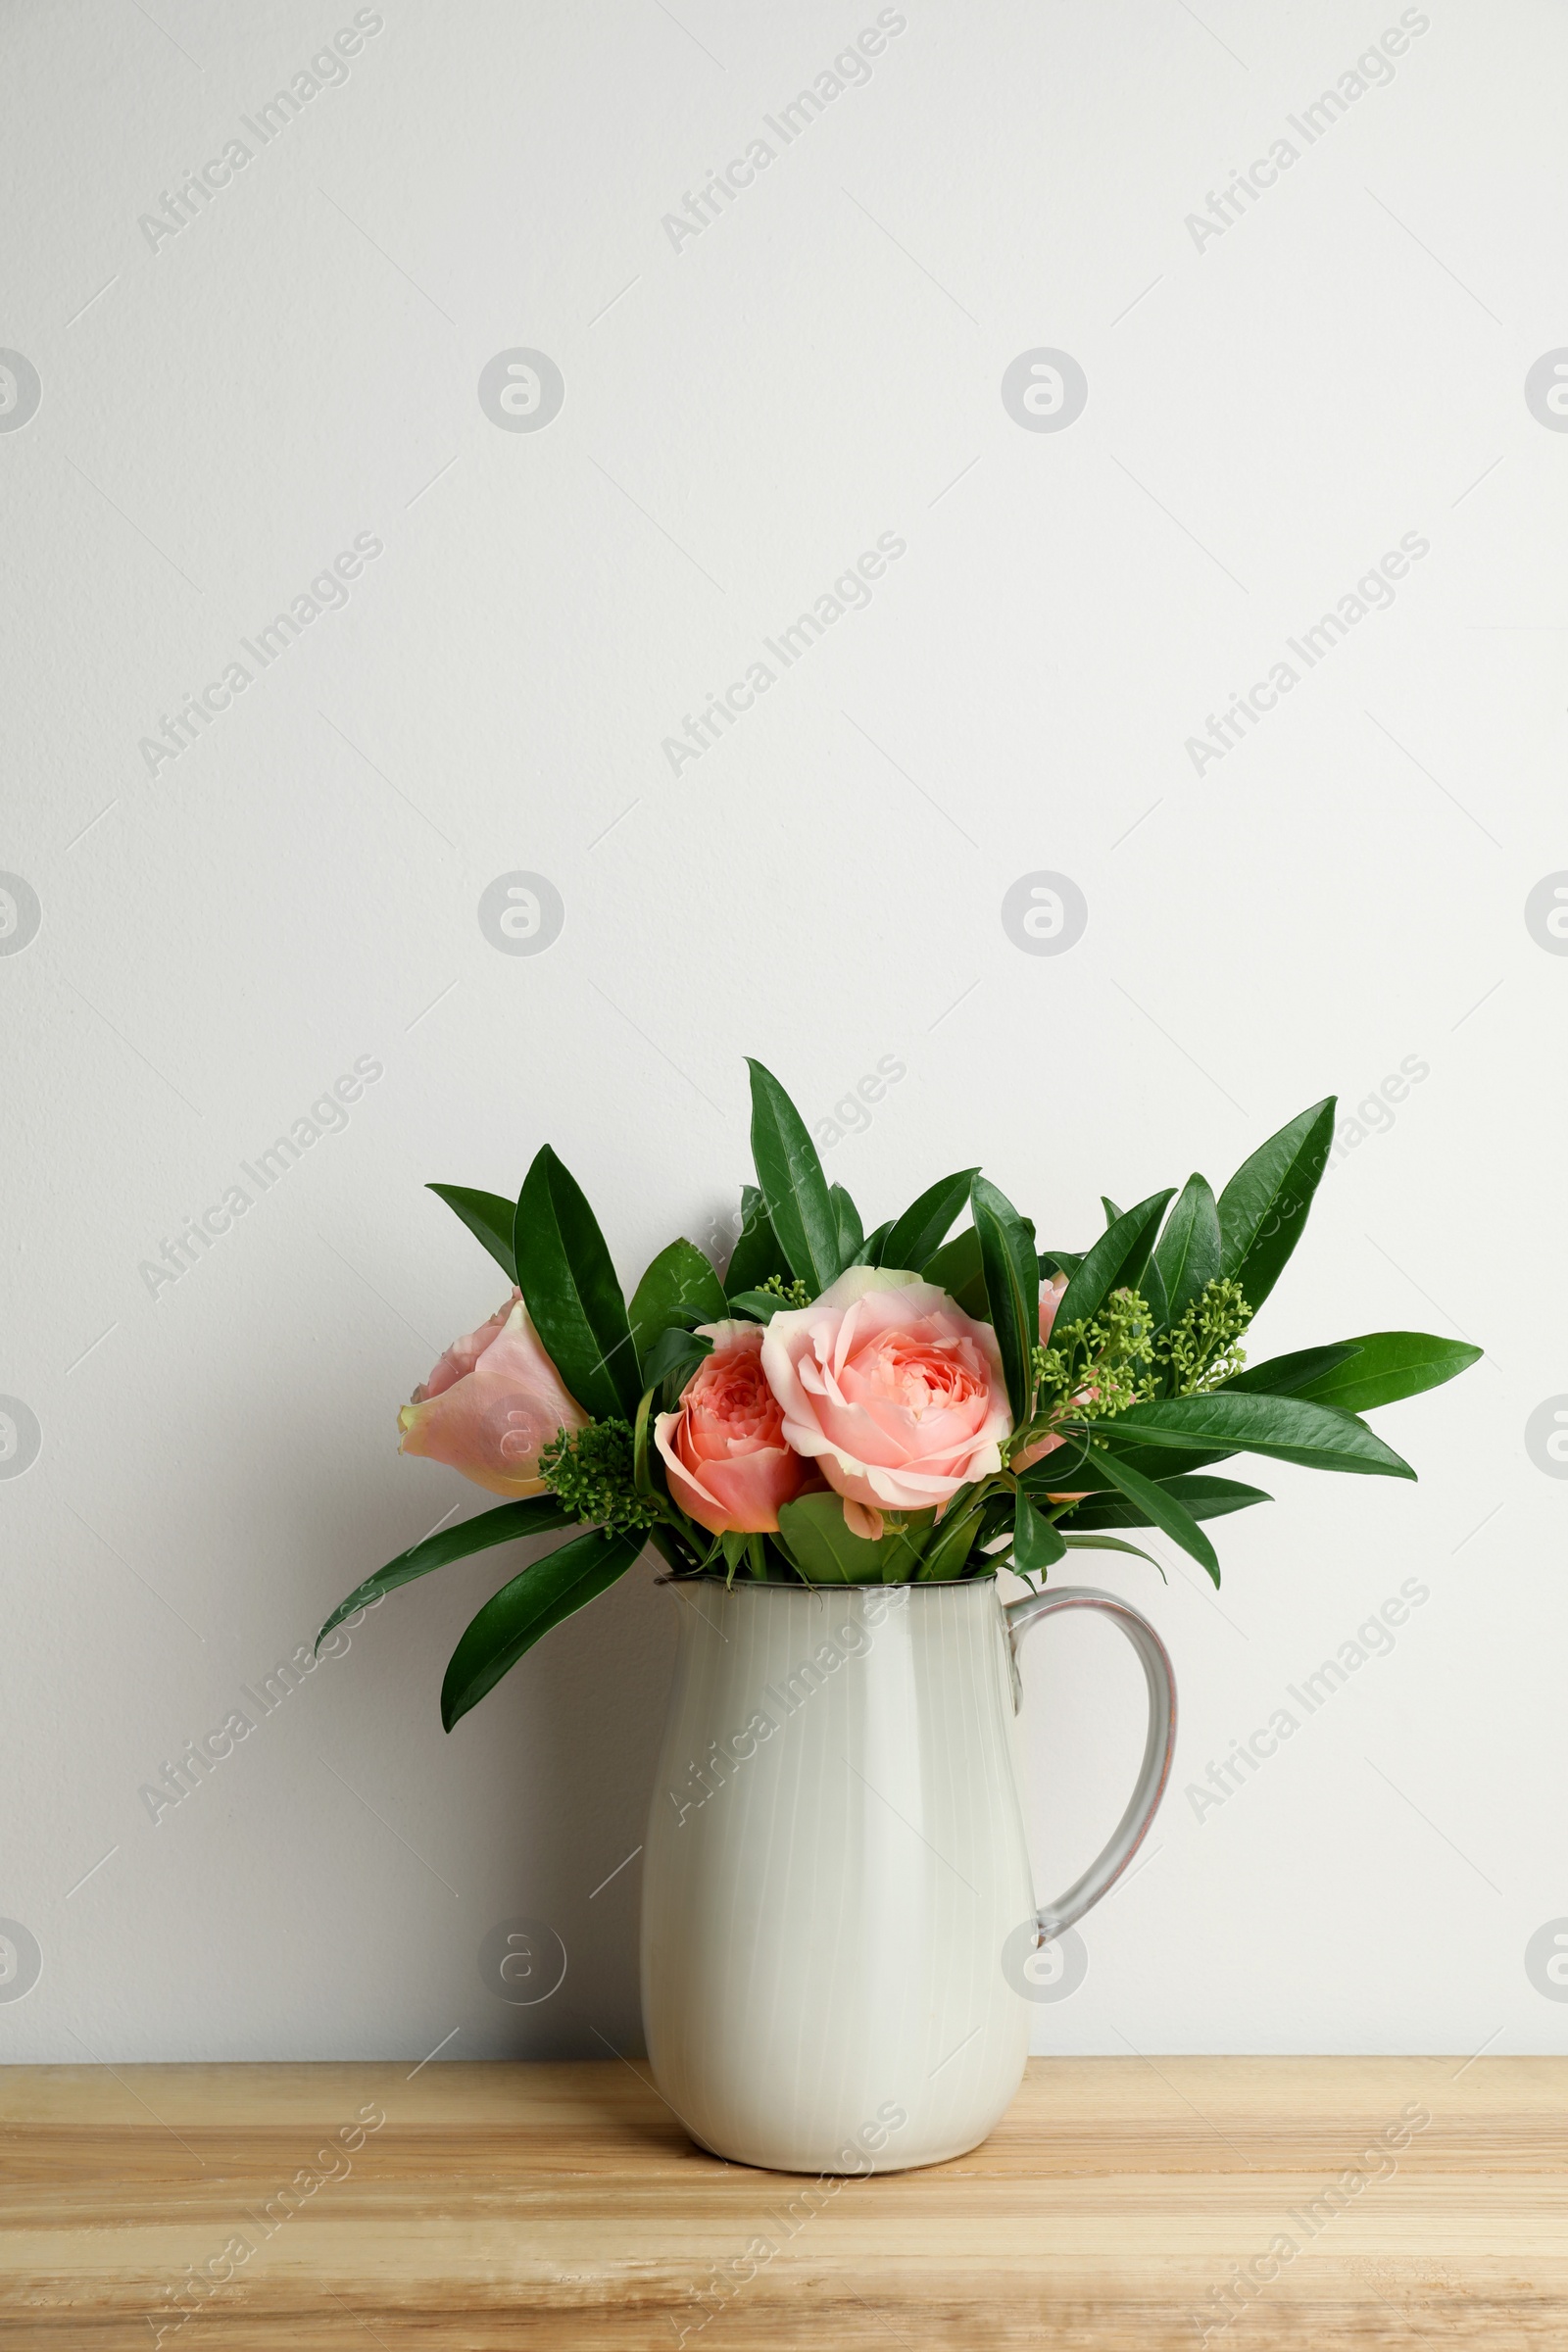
(641, 1575), (1175, 2174)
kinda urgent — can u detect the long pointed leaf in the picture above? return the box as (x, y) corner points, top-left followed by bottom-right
(1142, 1250), (1169, 1334)
(1061, 1474), (1271, 1530)
(830, 1183), (864, 1266)
(776, 1492), (891, 1584)
(747, 1059), (840, 1296)
(914, 1497), (985, 1582)
(1152, 1173), (1220, 1328)
(426, 1185), (518, 1284)
(514, 1147), (640, 1420)
(1055, 1188), (1175, 1332)
(1080, 1445), (1220, 1584)
(971, 1175), (1039, 1425)
(1062, 1439), (1241, 1477)
(1060, 1532), (1164, 1571)
(1223, 1343), (1362, 1396)
(881, 1169), (980, 1273)
(1017, 1436), (1250, 1500)
(318, 1496), (572, 1650)
(640, 1324), (712, 1397)
(726, 1288), (785, 1323)
(1287, 1331), (1483, 1414)
(1217, 1098), (1336, 1312)
(1013, 1488), (1065, 1576)
(921, 1225), (989, 1318)
(633, 1388), (657, 1498)
(1048, 1442), (1237, 1484)
(1016, 1432), (1099, 1494)
(725, 1185), (790, 1295)
(627, 1239), (727, 1374)
(1105, 1392), (1416, 1478)
(441, 1528), (645, 1729)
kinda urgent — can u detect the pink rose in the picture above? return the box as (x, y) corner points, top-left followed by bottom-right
(398, 1291), (589, 1498)
(1012, 1276), (1071, 1474)
(760, 1267), (1010, 1514)
(655, 1321), (813, 1535)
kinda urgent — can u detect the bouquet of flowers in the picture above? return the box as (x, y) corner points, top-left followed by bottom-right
(318, 1060), (1478, 1727)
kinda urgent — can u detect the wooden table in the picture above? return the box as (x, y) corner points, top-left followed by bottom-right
(3, 2057), (1564, 2346)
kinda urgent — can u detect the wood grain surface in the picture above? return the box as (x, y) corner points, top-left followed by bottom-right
(3, 2056), (1565, 2347)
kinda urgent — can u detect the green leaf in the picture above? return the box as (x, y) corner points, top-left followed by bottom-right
(747, 1059), (840, 1297)
(1061, 1474), (1272, 1530)
(914, 1497), (985, 1582)
(633, 1388), (657, 1499)
(725, 1185), (790, 1295)
(646, 1524), (694, 1578)
(1054, 1189), (1175, 1332)
(976, 1484), (1017, 1541)
(1142, 1250), (1169, 1335)
(853, 1219), (895, 1268)
(514, 1147), (640, 1421)
(1105, 1392), (1416, 1479)
(441, 1528), (646, 1729)
(727, 1288), (784, 1324)
(1217, 1098), (1337, 1313)
(1080, 1446), (1220, 1585)
(881, 1169), (981, 1274)
(640, 1324), (711, 1398)
(1287, 1331), (1484, 1415)
(922, 1226), (989, 1318)
(775, 1492), (886, 1584)
(875, 1516), (935, 1583)
(1043, 1442), (1238, 1486)
(1037, 1421), (1252, 1488)
(773, 1493), (941, 1585)
(627, 1239), (727, 1374)
(719, 1529), (750, 1579)
(830, 1183), (864, 1266)
(1013, 1488), (1065, 1578)
(1222, 1343), (1362, 1396)
(1060, 1532), (1164, 1572)
(1152, 1173), (1220, 1328)
(970, 1176), (1039, 1426)
(1016, 1432), (1099, 1494)
(1101, 1196), (1124, 1228)
(317, 1496), (573, 1650)
(426, 1185), (518, 1285)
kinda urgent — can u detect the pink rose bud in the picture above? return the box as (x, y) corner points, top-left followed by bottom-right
(655, 1320), (816, 1536)
(398, 1291), (589, 1498)
(760, 1267), (1011, 1515)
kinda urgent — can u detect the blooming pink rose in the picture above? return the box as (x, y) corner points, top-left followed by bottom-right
(398, 1291), (589, 1498)
(655, 1320), (814, 1535)
(760, 1267), (1010, 1514)
(1012, 1275), (1071, 1475)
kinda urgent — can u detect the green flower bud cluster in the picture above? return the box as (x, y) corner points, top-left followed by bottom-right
(1034, 1286), (1157, 1421)
(539, 1419), (663, 1532)
(1158, 1277), (1251, 1395)
(760, 1272), (811, 1306)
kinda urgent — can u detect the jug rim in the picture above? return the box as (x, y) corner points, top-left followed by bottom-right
(661, 1570), (1004, 1594)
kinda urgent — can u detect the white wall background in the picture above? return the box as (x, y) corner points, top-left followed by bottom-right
(3, 0), (1565, 2067)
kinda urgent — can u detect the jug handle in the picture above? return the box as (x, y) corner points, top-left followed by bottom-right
(1004, 1585), (1177, 1943)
